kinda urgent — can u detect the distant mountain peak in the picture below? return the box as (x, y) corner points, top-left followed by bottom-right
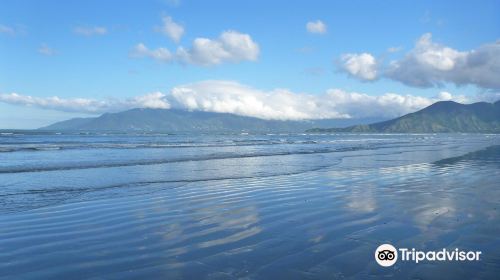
(308, 100), (500, 133)
(40, 108), (386, 132)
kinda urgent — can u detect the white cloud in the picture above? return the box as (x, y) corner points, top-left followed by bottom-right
(169, 80), (346, 120)
(38, 44), (56, 56)
(133, 30), (259, 66)
(0, 24), (15, 35)
(73, 26), (107, 36)
(157, 86), (497, 119)
(325, 90), (433, 118)
(176, 31), (259, 65)
(338, 34), (500, 89)
(306, 20), (327, 34)
(170, 81), (466, 120)
(2, 81), (496, 119)
(437, 91), (453, 100)
(130, 43), (173, 62)
(340, 53), (378, 81)
(156, 16), (184, 43)
(413, 33), (463, 71)
(130, 92), (171, 109)
(0, 92), (170, 114)
(386, 33), (500, 89)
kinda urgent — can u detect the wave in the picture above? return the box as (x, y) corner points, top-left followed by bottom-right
(1, 163), (332, 198)
(0, 146), (364, 174)
(0, 137), (409, 153)
(0, 140), (359, 153)
(0, 141), (284, 153)
(0, 163), (336, 215)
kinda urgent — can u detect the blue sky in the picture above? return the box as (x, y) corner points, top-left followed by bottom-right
(1, 0), (499, 128)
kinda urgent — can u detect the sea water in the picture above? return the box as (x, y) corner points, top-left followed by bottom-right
(0, 132), (499, 279)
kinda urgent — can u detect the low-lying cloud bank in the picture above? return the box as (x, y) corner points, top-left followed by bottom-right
(340, 33), (500, 89)
(0, 92), (170, 114)
(1, 80), (498, 120)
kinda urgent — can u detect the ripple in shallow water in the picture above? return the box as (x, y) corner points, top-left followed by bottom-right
(0, 135), (499, 279)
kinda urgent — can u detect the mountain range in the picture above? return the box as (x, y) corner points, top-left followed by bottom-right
(307, 100), (500, 133)
(40, 108), (383, 132)
(40, 100), (500, 133)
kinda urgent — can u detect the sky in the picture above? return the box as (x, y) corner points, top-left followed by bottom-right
(1, 0), (499, 128)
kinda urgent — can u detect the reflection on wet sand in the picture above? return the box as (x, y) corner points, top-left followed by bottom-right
(0, 137), (499, 279)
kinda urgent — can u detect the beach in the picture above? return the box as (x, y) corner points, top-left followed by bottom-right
(0, 132), (499, 279)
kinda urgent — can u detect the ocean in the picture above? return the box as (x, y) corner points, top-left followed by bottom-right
(0, 131), (499, 279)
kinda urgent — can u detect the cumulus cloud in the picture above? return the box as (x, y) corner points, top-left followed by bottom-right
(130, 43), (173, 62)
(434, 91), (471, 104)
(386, 33), (500, 89)
(38, 44), (56, 56)
(0, 92), (170, 114)
(155, 16), (184, 43)
(2, 81), (497, 119)
(340, 53), (378, 81)
(176, 31), (259, 65)
(168, 81), (461, 119)
(338, 33), (500, 89)
(325, 90), (433, 118)
(130, 92), (171, 109)
(306, 20), (327, 34)
(73, 26), (107, 36)
(132, 30), (259, 66)
(169, 80), (347, 120)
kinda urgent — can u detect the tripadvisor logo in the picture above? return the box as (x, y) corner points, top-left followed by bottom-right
(375, 244), (398, 267)
(375, 244), (481, 267)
